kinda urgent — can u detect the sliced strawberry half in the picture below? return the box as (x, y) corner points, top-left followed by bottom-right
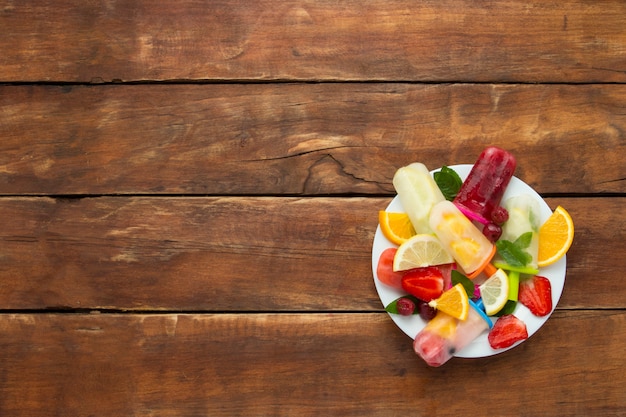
(519, 275), (553, 317)
(488, 314), (528, 349)
(401, 266), (444, 302)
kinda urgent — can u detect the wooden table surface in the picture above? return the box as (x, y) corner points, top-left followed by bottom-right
(1, 1), (625, 416)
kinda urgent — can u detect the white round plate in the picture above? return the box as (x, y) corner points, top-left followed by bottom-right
(372, 164), (566, 358)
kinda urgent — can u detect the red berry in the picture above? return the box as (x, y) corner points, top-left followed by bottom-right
(401, 267), (445, 302)
(519, 275), (553, 317)
(488, 314), (528, 349)
(418, 301), (437, 321)
(396, 297), (416, 316)
(482, 222), (502, 242)
(491, 206), (509, 225)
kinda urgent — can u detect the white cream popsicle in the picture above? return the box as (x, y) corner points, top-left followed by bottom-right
(392, 163), (445, 235)
(429, 200), (496, 278)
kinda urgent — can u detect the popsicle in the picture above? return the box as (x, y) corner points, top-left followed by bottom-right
(453, 147), (517, 225)
(493, 194), (541, 302)
(498, 194), (541, 271)
(393, 163), (445, 234)
(413, 299), (492, 367)
(429, 200), (496, 278)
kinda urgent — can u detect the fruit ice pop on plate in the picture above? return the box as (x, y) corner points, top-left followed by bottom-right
(493, 194), (542, 301)
(393, 162), (445, 235)
(453, 147), (516, 225)
(413, 300), (492, 367)
(497, 194), (541, 271)
(429, 200), (496, 278)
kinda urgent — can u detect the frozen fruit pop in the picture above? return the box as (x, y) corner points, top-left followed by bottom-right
(413, 299), (492, 367)
(499, 194), (541, 271)
(393, 163), (445, 234)
(493, 194), (541, 302)
(453, 147), (517, 225)
(429, 200), (496, 278)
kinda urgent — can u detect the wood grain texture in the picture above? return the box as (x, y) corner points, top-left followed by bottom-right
(1, 83), (624, 195)
(1, 0), (625, 83)
(0, 196), (622, 311)
(1, 1), (624, 415)
(0, 311), (623, 416)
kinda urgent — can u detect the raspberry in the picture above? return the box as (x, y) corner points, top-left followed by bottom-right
(482, 222), (502, 242)
(396, 297), (416, 316)
(491, 206), (509, 225)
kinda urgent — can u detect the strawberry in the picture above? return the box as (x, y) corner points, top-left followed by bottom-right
(488, 314), (528, 349)
(376, 248), (404, 290)
(519, 275), (553, 317)
(437, 262), (455, 290)
(401, 267), (444, 302)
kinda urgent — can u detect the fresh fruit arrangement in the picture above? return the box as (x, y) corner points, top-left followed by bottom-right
(373, 148), (574, 366)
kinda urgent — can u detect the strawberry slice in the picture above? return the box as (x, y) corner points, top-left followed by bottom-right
(488, 314), (528, 349)
(401, 267), (444, 302)
(437, 263), (455, 290)
(376, 248), (404, 290)
(519, 275), (553, 317)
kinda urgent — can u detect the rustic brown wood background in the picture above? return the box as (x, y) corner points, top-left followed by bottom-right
(1, 1), (625, 416)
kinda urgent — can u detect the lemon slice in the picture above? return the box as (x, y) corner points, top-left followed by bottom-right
(428, 283), (469, 321)
(479, 268), (509, 316)
(392, 234), (454, 272)
(378, 211), (417, 246)
(538, 206), (574, 267)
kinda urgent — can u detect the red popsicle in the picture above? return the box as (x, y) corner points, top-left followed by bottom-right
(453, 147), (517, 225)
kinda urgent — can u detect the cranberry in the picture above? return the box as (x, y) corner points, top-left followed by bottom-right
(396, 297), (416, 316)
(483, 222), (502, 243)
(418, 301), (437, 321)
(491, 206), (509, 225)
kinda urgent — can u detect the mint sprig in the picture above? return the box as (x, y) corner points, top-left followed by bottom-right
(451, 270), (475, 298)
(495, 231), (534, 267)
(434, 166), (463, 201)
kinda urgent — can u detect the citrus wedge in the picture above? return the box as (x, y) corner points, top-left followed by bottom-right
(378, 211), (417, 246)
(428, 283), (469, 321)
(538, 206), (574, 267)
(392, 234), (454, 272)
(479, 268), (509, 316)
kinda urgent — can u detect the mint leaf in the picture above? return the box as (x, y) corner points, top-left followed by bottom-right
(385, 295), (422, 315)
(494, 300), (517, 316)
(514, 232), (533, 249)
(496, 239), (532, 267)
(451, 270), (475, 297)
(434, 166), (463, 201)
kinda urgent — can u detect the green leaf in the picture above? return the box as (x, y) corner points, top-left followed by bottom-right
(514, 232), (533, 249)
(451, 270), (475, 297)
(434, 166), (463, 201)
(385, 295), (422, 315)
(494, 300), (517, 316)
(496, 239), (532, 267)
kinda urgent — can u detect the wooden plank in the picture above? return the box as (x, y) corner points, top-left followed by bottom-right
(1, 83), (624, 195)
(0, 311), (623, 416)
(1, 1), (625, 83)
(0, 196), (622, 311)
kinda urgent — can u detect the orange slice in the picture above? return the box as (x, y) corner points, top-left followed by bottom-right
(428, 283), (469, 321)
(538, 206), (574, 267)
(379, 211), (417, 246)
